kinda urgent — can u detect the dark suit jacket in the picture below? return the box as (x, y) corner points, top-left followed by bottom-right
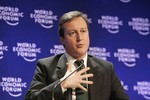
(25, 54), (129, 100)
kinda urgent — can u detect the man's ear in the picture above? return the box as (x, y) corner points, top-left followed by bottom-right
(60, 37), (64, 44)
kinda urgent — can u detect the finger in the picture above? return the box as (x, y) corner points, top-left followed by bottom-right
(78, 84), (88, 92)
(81, 73), (93, 79)
(66, 63), (72, 72)
(78, 67), (90, 74)
(80, 80), (93, 85)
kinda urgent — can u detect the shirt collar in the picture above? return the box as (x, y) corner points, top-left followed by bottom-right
(65, 52), (87, 67)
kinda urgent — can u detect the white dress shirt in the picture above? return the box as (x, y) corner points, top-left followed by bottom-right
(61, 52), (87, 100)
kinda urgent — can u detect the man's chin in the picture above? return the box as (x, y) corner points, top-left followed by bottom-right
(74, 52), (86, 58)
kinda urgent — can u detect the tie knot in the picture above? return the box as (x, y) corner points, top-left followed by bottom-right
(74, 60), (85, 71)
(74, 60), (84, 66)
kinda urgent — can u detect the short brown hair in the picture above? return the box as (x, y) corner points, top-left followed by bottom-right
(58, 11), (89, 37)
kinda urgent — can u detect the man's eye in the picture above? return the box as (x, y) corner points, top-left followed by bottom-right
(69, 32), (76, 36)
(82, 30), (85, 32)
(81, 30), (86, 33)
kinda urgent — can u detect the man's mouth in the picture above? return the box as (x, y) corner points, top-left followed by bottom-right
(77, 44), (84, 48)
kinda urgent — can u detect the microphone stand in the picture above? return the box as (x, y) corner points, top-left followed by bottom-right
(52, 63), (84, 100)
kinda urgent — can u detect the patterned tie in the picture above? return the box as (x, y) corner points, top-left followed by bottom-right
(74, 60), (88, 100)
(65, 88), (72, 100)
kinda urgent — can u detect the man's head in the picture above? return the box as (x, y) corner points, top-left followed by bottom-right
(58, 11), (90, 59)
(58, 11), (89, 37)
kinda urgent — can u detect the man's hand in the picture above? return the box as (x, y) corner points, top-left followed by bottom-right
(61, 63), (93, 92)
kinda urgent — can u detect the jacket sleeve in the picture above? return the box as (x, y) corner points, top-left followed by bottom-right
(110, 63), (129, 100)
(25, 59), (64, 100)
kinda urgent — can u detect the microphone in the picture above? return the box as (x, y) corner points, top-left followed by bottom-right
(52, 62), (84, 100)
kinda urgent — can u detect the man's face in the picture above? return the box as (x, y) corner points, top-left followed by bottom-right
(60, 17), (90, 59)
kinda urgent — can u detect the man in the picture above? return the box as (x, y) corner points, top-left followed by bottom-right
(25, 11), (129, 100)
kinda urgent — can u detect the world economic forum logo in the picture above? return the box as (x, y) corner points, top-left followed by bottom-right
(121, 81), (128, 91)
(12, 42), (41, 62)
(114, 48), (140, 67)
(30, 9), (57, 29)
(0, 41), (8, 59)
(0, 77), (27, 97)
(98, 15), (123, 34)
(148, 53), (150, 60)
(0, 6), (24, 26)
(128, 17), (150, 35)
(120, 0), (131, 3)
(50, 45), (65, 55)
(134, 81), (150, 100)
(88, 47), (111, 60)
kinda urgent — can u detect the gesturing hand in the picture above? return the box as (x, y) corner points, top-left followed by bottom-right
(61, 63), (93, 92)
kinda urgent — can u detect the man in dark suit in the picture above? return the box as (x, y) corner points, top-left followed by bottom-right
(25, 11), (129, 100)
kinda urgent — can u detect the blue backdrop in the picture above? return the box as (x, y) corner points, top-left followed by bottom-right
(0, 0), (150, 100)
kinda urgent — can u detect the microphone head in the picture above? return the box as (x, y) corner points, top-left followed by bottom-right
(75, 59), (84, 66)
(80, 60), (84, 64)
(74, 60), (84, 71)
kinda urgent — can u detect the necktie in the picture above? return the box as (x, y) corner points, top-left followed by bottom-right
(74, 60), (88, 100)
(65, 88), (72, 100)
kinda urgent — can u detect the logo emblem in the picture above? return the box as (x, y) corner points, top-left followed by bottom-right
(0, 6), (23, 26)
(30, 10), (57, 29)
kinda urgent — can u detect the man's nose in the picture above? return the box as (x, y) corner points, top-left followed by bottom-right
(76, 32), (83, 40)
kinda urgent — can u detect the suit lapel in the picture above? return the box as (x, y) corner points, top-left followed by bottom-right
(56, 54), (68, 79)
(55, 54), (105, 100)
(87, 56), (104, 100)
